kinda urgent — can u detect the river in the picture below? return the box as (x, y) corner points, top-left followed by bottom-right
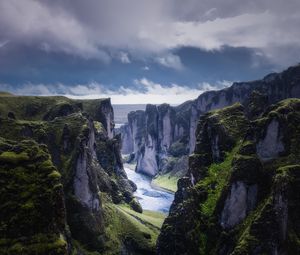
(124, 163), (174, 214)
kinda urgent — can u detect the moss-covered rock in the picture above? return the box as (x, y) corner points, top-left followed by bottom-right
(129, 198), (143, 213)
(121, 63), (300, 191)
(157, 98), (300, 255)
(0, 95), (150, 255)
(0, 138), (68, 255)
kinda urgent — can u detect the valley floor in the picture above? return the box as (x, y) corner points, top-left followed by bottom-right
(124, 163), (174, 214)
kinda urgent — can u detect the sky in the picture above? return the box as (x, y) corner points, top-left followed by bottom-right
(0, 0), (300, 104)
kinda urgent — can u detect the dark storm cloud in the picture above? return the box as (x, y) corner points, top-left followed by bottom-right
(0, 0), (300, 104)
(1, 0), (300, 64)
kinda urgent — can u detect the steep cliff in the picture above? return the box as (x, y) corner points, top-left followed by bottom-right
(0, 95), (156, 255)
(157, 98), (300, 255)
(121, 64), (300, 181)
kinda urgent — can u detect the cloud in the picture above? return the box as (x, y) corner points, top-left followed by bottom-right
(0, 78), (230, 105)
(0, 0), (300, 65)
(197, 80), (232, 92)
(69, 79), (205, 104)
(155, 53), (183, 70)
(119, 52), (131, 64)
(0, 40), (9, 48)
(142, 66), (150, 71)
(198, 82), (222, 92)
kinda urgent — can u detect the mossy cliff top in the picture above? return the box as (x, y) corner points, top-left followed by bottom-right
(0, 94), (112, 123)
(0, 138), (67, 255)
(157, 98), (300, 255)
(189, 103), (248, 182)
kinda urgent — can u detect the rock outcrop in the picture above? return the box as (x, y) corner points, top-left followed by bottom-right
(0, 95), (153, 255)
(157, 98), (300, 255)
(121, 64), (300, 179)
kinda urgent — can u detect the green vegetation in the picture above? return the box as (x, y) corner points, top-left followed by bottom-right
(0, 151), (30, 164)
(152, 173), (179, 192)
(94, 121), (105, 133)
(102, 202), (164, 254)
(0, 94), (107, 122)
(0, 91), (14, 96)
(118, 204), (166, 229)
(198, 145), (239, 217)
(0, 138), (67, 255)
(1, 234), (67, 255)
(209, 103), (248, 138)
(0, 95), (71, 120)
(0, 93), (154, 254)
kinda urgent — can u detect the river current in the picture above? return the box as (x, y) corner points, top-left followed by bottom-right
(124, 163), (174, 214)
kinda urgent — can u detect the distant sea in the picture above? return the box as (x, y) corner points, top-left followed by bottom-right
(113, 104), (146, 127)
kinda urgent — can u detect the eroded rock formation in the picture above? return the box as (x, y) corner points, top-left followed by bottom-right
(0, 95), (153, 255)
(121, 64), (300, 180)
(157, 98), (300, 255)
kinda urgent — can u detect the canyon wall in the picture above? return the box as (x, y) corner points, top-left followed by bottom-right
(157, 98), (300, 255)
(0, 95), (154, 254)
(121, 64), (300, 177)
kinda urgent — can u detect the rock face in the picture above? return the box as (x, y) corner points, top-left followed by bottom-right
(256, 119), (285, 161)
(73, 120), (101, 211)
(121, 104), (177, 176)
(0, 95), (149, 255)
(220, 182), (257, 229)
(157, 98), (300, 255)
(121, 64), (300, 178)
(119, 123), (133, 154)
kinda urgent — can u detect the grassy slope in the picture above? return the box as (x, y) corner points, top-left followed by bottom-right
(151, 173), (178, 193)
(0, 95), (71, 120)
(118, 205), (166, 229)
(0, 94), (109, 121)
(102, 201), (166, 254)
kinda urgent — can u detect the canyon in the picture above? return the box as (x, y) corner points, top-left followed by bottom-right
(0, 95), (163, 254)
(1, 64), (300, 255)
(120, 65), (300, 183)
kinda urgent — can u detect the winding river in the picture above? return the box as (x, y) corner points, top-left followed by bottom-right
(124, 163), (174, 214)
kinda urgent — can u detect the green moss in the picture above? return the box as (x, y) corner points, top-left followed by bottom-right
(232, 198), (270, 255)
(0, 151), (29, 164)
(48, 170), (62, 179)
(94, 121), (105, 133)
(129, 198), (143, 213)
(0, 139), (67, 255)
(209, 103), (248, 138)
(199, 145), (239, 217)
(0, 96), (72, 120)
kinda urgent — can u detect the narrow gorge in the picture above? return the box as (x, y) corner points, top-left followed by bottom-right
(1, 64), (300, 255)
(0, 95), (165, 254)
(1, 2), (300, 254)
(119, 64), (300, 254)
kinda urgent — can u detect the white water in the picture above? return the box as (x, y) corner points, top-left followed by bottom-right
(124, 163), (174, 214)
